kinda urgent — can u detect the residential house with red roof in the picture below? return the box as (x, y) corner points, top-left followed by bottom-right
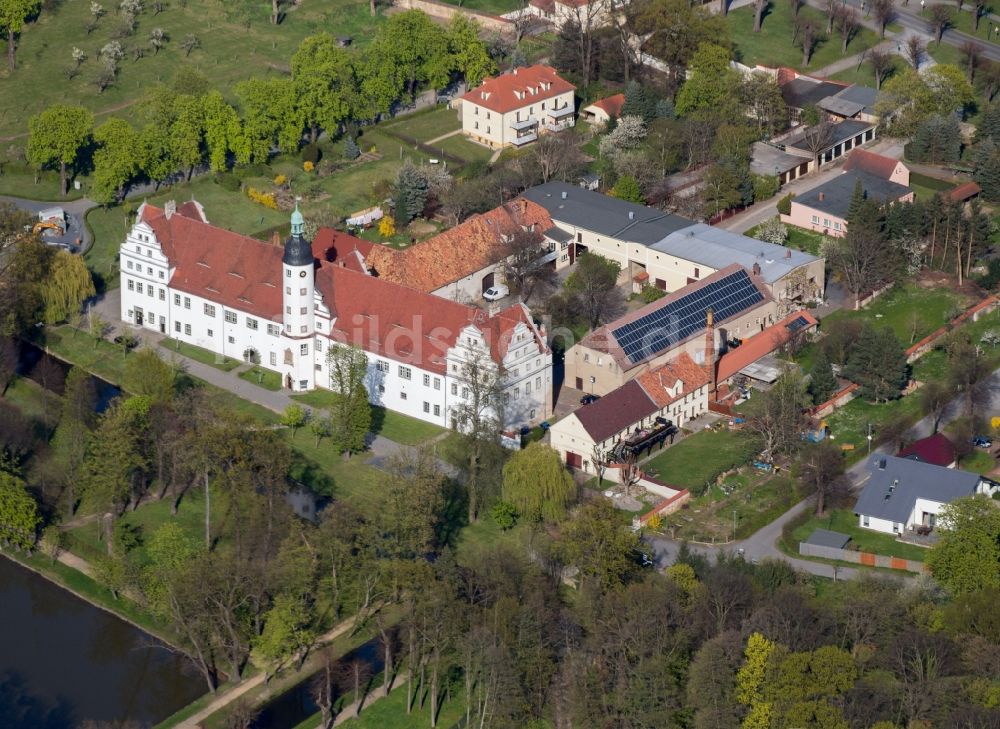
(119, 201), (553, 428)
(898, 433), (957, 469)
(460, 65), (575, 149)
(362, 198), (557, 302)
(549, 352), (710, 473)
(581, 93), (625, 127)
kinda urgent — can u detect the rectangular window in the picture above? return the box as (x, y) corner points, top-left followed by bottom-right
(314, 337), (322, 351)
(300, 379), (308, 389)
(136, 282), (143, 294)
(158, 289), (165, 301)
(423, 374), (430, 386)
(225, 311), (237, 324)
(127, 279), (135, 291)
(823, 218), (830, 227)
(267, 323), (280, 336)
(315, 364), (322, 371)
(286, 269), (291, 277)
(834, 222), (842, 231)
(811, 215), (820, 224)
(536, 376), (541, 389)
(299, 288), (307, 296)
(270, 352), (277, 366)
(400, 392), (407, 400)
(376, 360), (389, 373)
(228, 335), (235, 344)
(127, 260), (133, 269)
(174, 321), (181, 333)
(462, 387), (469, 399)
(184, 297), (191, 309)
(204, 304), (216, 317)
(207, 329), (213, 337)
(434, 405), (440, 416)
(451, 383), (458, 395)
(159, 271), (164, 279)
(299, 325), (307, 333)
(147, 286), (153, 297)
(526, 381), (532, 394)
(300, 307), (308, 315)
(184, 324), (191, 336)
(300, 344), (309, 355)
(434, 378), (440, 391)
(399, 366), (412, 380)
(247, 317), (258, 330)
(423, 402), (430, 413)
(174, 294), (181, 305)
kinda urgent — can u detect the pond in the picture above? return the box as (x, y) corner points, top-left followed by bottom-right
(0, 556), (205, 728)
(18, 340), (121, 412)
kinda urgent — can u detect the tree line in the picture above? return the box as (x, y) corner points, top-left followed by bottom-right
(24, 11), (494, 203)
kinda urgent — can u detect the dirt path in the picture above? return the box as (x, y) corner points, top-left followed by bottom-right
(176, 617), (358, 729)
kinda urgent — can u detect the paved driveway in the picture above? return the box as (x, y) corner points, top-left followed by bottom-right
(1, 194), (98, 253)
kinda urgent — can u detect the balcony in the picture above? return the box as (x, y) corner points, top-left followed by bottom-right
(544, 118), (575, 133)
(511, 131), (538, 146)
(509, 117), (539, 131)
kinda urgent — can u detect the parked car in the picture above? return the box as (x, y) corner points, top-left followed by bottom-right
(580, 394), (600, 405)
(973, 436), (993, 449)
(482, 284), (509, 301)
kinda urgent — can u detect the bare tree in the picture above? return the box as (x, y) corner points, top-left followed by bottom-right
(797, 441), (846, 515)
(929, 4), (953, 44)
(310, 648), (337, 728)
(796, 19), (822, 67)
(982, 60), (1000, 102)
(530, 133), (586, 183)
(835, 6), (861, 53)
(500, 228), (557, 304)
(872, 0), (895, 37)
(743, 371), (810, 462)
(918, 380), (954, 432)
(824, 0), (838, 32)
(973, 0), (988, 29)
(802, 117), (834, 167)
(826, 227), (898, 299)
(568, 0), (608, 88)
(753, 0), (769, 32)
(869, 47), (893, 89)
(961, 40), (983, 82)
(904, 35), (926, 70)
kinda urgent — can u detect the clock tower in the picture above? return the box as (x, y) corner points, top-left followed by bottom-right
(282, 201), (315, 339)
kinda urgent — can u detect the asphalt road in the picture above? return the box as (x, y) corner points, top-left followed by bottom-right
(1, 194), (97, 253)
(643, 360), (1000, 579)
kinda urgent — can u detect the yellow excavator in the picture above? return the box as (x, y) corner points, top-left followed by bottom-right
(32, 219), (65, 236)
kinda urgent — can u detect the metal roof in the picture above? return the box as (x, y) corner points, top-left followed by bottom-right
(781, 77), (847, 109)
(854, 455), (983, 524)
(522, 181), (693, 245)
(784, 119), (875, 154)
(648, 223), (821, 285)
(794, 170), (911, 220)
(829, 84), (877, 114)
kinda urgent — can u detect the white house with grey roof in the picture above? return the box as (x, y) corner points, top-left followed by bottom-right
(854, 455), (1000, 535)
(519, 182), (825, 306)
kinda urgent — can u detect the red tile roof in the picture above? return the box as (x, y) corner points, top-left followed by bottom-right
(898, 432), (957, 468)
(716, 310), (818, 382)
(842, 149), (904, 182)
(574, 380), (657, 442)
(587, 93), (625, 119)
(364, 200), (553, 293)
(529, 0), (555, 11)
(140, 202), (546, 375)
(947, 181), (982, 202)
(313, 227), (374, 273)
(462, 65), (575, 115)
(636, 353), (709, 408)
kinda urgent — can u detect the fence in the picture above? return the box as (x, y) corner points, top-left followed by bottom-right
(798, 542), (925, 573)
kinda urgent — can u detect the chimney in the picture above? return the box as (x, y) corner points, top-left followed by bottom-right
(752, 262), (761, 276)
(271, 231), (281, 246)
(818, 192), (825, 201)
(164, 200), (176, 220)
(704, 308), (717, 395)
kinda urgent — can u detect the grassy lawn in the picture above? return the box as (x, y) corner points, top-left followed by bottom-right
(789, 508), (929, 561)
(819, 282), (968, 348)
(0, 167), (83, 200)
(434, 134), (495, 164)
(659, 473), (800, 543)
(830, 55), (906, 88)
(382, 106), (461, 144)
(0, 0), (387, 139)
(642, 428), (757, 491)
(85, 205), (129, 291)
(960, 449), (996, 474)
(291, 391), (445, 446)
(908, 171), (958, 201)
(238, 365), (283, 391)
(162, 338), (241, 371)
(928, 39), (964, 66)
(749, 222), (830, 256)
(825, 393), (924, 460)
(438, 0), (523, 14)
(933, 5), (1000, 42)
(309, 679), (466, 729)
(44, 324), (131, 385)
(729, 2), (879, 71)
(3, 376), (62, 429)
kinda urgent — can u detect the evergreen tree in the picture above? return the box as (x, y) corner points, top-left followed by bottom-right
(394, 160), (429, 224)
(808, 348), (838, 405)
(621, 80), (657, 122)
(655, 98), (675, 119)
(911, 115), (962, 164)
(975, 101), (1000, 145)
(721, 155), (754, 206)
(846, 177), (866, 224)
(843, 325), (909, 402)
(343, 137), (360, 160)
(974, 137), (1000, 201)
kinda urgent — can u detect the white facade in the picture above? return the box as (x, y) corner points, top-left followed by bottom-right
(462, 92), (575, 149)
(118, 205), (552, 428)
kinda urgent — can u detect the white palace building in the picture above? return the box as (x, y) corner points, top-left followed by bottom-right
(118, 200), (553, 428)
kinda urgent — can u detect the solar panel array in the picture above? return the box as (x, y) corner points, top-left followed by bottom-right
(612, 269), (765, 365)
(785, 315), (810, 334)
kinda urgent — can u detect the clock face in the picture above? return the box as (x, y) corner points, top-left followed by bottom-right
(299, 270), (307, 278)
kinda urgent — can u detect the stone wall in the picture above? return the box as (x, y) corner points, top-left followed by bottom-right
(799, 542), (925, 573)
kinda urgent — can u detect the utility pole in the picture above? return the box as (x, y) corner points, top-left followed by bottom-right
(866, 422), (873, 454)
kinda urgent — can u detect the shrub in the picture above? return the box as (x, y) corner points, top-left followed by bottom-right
(214, 172), (240, 192)
(303, 160), (314, 172)
(246, 186), (278, 209)
(491, 500), (518, 530)
(378, 215), (396, 238)
(344, 137), (360, 160)
(752, 174), (780, 202)
(301, 143), (321, 164)
(273, 174), (287, 186)
(640, 284), (667, 303)
(776, 192), (795, 216)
